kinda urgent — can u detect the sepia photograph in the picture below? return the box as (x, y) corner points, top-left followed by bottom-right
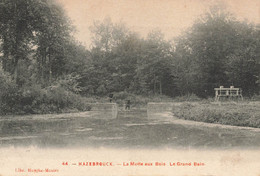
(0, 0), (259, 175)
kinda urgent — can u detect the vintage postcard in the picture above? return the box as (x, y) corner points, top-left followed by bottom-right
(0, 0), (259, 175)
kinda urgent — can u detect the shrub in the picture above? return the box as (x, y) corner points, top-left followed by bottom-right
(250, 94), (260, 101)
(172, 102), (260, 128)
(0, 68), (19, 114)
(0, 79), (91, 115)
(29, 85), (91, 114)
(174, 93), (201, 102)
(53, 74), (82, 93)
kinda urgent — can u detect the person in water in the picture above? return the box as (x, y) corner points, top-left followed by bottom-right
(125, 100), (131, 110)
(108, 93), (113, 103)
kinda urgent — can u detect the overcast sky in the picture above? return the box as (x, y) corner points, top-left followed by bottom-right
(57, 0), (259, 48)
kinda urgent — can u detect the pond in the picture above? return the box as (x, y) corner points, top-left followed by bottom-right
(0, 109), (259, 149)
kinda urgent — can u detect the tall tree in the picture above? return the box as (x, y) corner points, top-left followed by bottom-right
(136, 30), (175, 96)
(174, 5), (260, 97)
(0, 0), (73, 85)
(0, 0), (36, 81)
(84, 18), (132, 95)
(90, 17), (129, 52)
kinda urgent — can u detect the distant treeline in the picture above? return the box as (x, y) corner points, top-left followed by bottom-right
(0, 0), (259, 114)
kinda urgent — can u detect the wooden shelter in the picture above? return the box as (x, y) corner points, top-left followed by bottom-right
(214, 86), (243, 101)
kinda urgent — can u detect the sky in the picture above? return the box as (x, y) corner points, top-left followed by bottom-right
(56, 0), (260, 48)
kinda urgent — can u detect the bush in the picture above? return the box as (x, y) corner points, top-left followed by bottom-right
(250, 94), (260, 101)
(53, 74), (82, 93)
(172, 102), (260, 128)
(25, 85), (91, 114)
(0, 79), (91, 115)
(174, 93), (201, 102)
(0, 68), (19, 114)
(0, 68), (91, 115)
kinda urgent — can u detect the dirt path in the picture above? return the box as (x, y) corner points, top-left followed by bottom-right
(150, 112), (260, 132)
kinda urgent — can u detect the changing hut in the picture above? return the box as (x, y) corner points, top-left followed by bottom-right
(214, 86), (243, 101)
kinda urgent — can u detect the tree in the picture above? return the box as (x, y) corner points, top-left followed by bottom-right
(225, 22), (260, 96)
(90, 17), (129, 52)
(135, 30), (175, 96)
(0, 0), (73, 85)
(32, 0), (73, 84)
(0, 0), (36, 81)
(83, 19), (133, 95)
(174, 4), (260, 97)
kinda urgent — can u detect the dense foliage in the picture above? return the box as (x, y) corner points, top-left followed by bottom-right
(0, 0), (259, 114)
(174, 7), (260, 97)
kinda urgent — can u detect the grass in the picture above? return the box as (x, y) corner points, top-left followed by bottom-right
(172, 101), (260, 128)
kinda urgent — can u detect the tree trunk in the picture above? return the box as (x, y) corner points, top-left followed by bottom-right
(13, 1), (18, 82)
(2, 55), (8, 72)
(159, 80), (162, 95)
(48, 51), (52, 83)
(2, 36), (9, 72)
(153, 74), (156, 94)
(40, 50), (45, 84)
(13, 57), (19, 83)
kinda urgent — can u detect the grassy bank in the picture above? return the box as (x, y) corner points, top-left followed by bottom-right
(84, 92), (174, 108)
(172, 102), (260, 128)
